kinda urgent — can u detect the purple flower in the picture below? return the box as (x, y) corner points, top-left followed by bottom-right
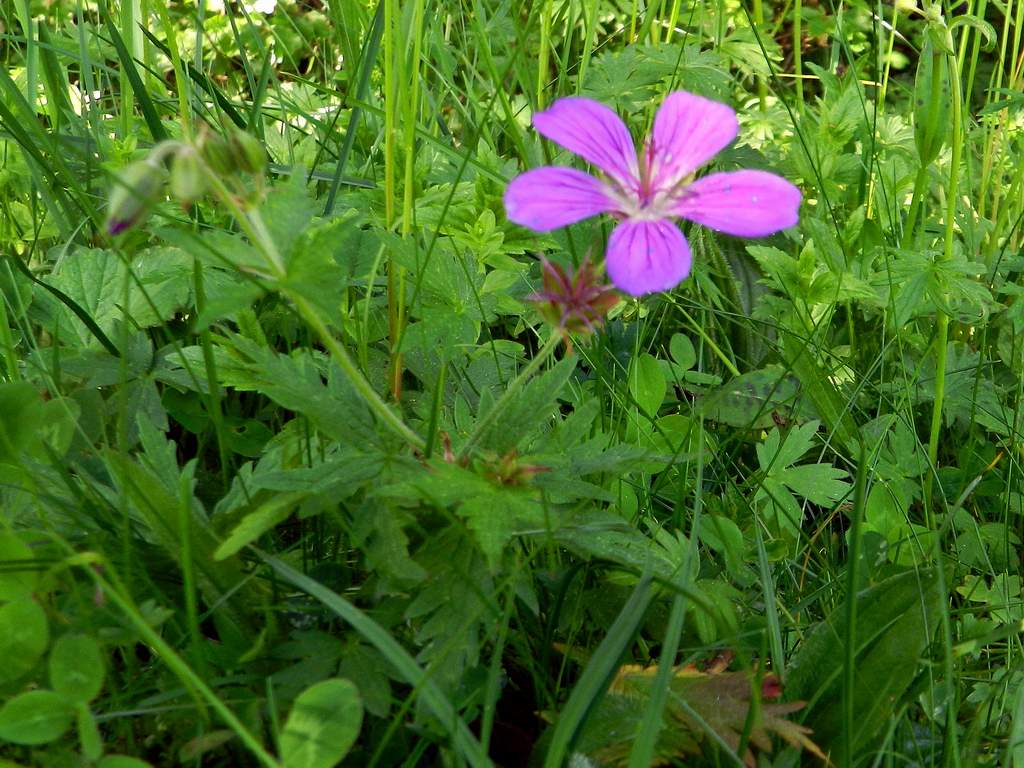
(504, 91), (802, 296)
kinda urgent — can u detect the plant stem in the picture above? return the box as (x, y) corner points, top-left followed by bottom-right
(537, 0), (555, 106)
(924, 48), (964, 517)
(88, 565), (280, 768)
(288, 290), (426, 453)
(793, 0), (804, 111)
(204, 170), (425, 453)
(457, 333), (563, 461)
(752, 0), (767, 111)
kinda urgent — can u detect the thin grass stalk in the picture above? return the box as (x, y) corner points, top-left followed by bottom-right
(842, 441), (868, 768)
(391, 0), (426, 401)
(383, 0), (399, 398)
(793, 0), (804, 110)
(153, 0), (192, 135)
(0, 291), (20, 382)
(577, 0), (599, 92)
(751, 0), (768, 110)
(537, 0), (555, 107)
(85, 565), (280, 768)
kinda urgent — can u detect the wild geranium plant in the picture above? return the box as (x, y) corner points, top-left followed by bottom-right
(504, 91), (802, 295)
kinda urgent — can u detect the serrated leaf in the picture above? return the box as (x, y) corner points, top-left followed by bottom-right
(779, 464), (850, 506)
(47, 247), (190, 346)
(756, 421), (819, 472)
(479, 354), (577, 454)
(215, 492), (305, 560)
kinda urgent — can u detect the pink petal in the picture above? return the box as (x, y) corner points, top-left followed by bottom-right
(670, 170), (802, 237)
(649, 91), (738, 192)
(533, 97), (640, 191)
(605, 218), (692, 296)
(504, 167), (619, 232)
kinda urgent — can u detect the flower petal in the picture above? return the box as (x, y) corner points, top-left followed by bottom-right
(504, 167), (619, 232)
(649, 91), (738, 191)
(533, 97), (640, 190)
(605, 218), (692, 296)
(670, 170), (802, 237)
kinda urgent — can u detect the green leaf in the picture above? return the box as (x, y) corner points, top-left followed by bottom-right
(700, 516), (746, 577)
(0, 598), (49, 685)
(0, 690), (74, 745)
(280, 679), (363, 768)
(50, 634), (105, 703)
(46, 248), (190, 346)
(0, 532), (39, 601)
(756, 421), (818, 471)
(669, 333), (696, 372)
(460, 491), (536, 571)
(259, 553), (491, 767)
(97, 757), (154, 768)
(779, 464), (851, 506)
(786, 568), (943, 761)
(700, 366), (806, 429)
(629, 353), (666, 417)
(214, 492), (306, 560)
(77, 705), (103, 761)
(479, 354), (577, 454)
(0, 382), (45, 462)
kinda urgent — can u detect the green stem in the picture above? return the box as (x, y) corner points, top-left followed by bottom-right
(842, 441), (868, 767)
(676, 305), (741, 378)
(924, 49), (964, 517)
(457, 333), (563, 461)
(904, 45), (945, 249)
(751, 0), (767, 111)
(153, 0), (192, 137)
(793, 0), (803, 110)
(88, 565), (280, 768)
(204, 169), (424, 453)
(537, 0), (555, 106)
(288, 290), (426, 453)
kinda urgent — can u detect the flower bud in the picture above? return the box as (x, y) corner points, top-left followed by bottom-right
(170, 147), (207, 207)
(529, 257), (620, 350)
(199, 132), (235, 176)
(228, 129), (266, 175)
(106, 160), (165, 236)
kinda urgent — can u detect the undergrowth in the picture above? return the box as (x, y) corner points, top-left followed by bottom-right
(2, 0), (1024, 766)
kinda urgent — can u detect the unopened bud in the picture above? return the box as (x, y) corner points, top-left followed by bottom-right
(229, 129), (266, 175)
(199, 133), (235, 176)
(106, 160), (165, 236)
(529, 257), (620, 350)
(170, 147), (207, 206)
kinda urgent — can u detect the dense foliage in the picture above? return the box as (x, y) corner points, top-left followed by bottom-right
(1, 0), (1024, 765)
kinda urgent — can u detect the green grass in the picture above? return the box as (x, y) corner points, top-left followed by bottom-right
(1, 0), (1024, 766)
